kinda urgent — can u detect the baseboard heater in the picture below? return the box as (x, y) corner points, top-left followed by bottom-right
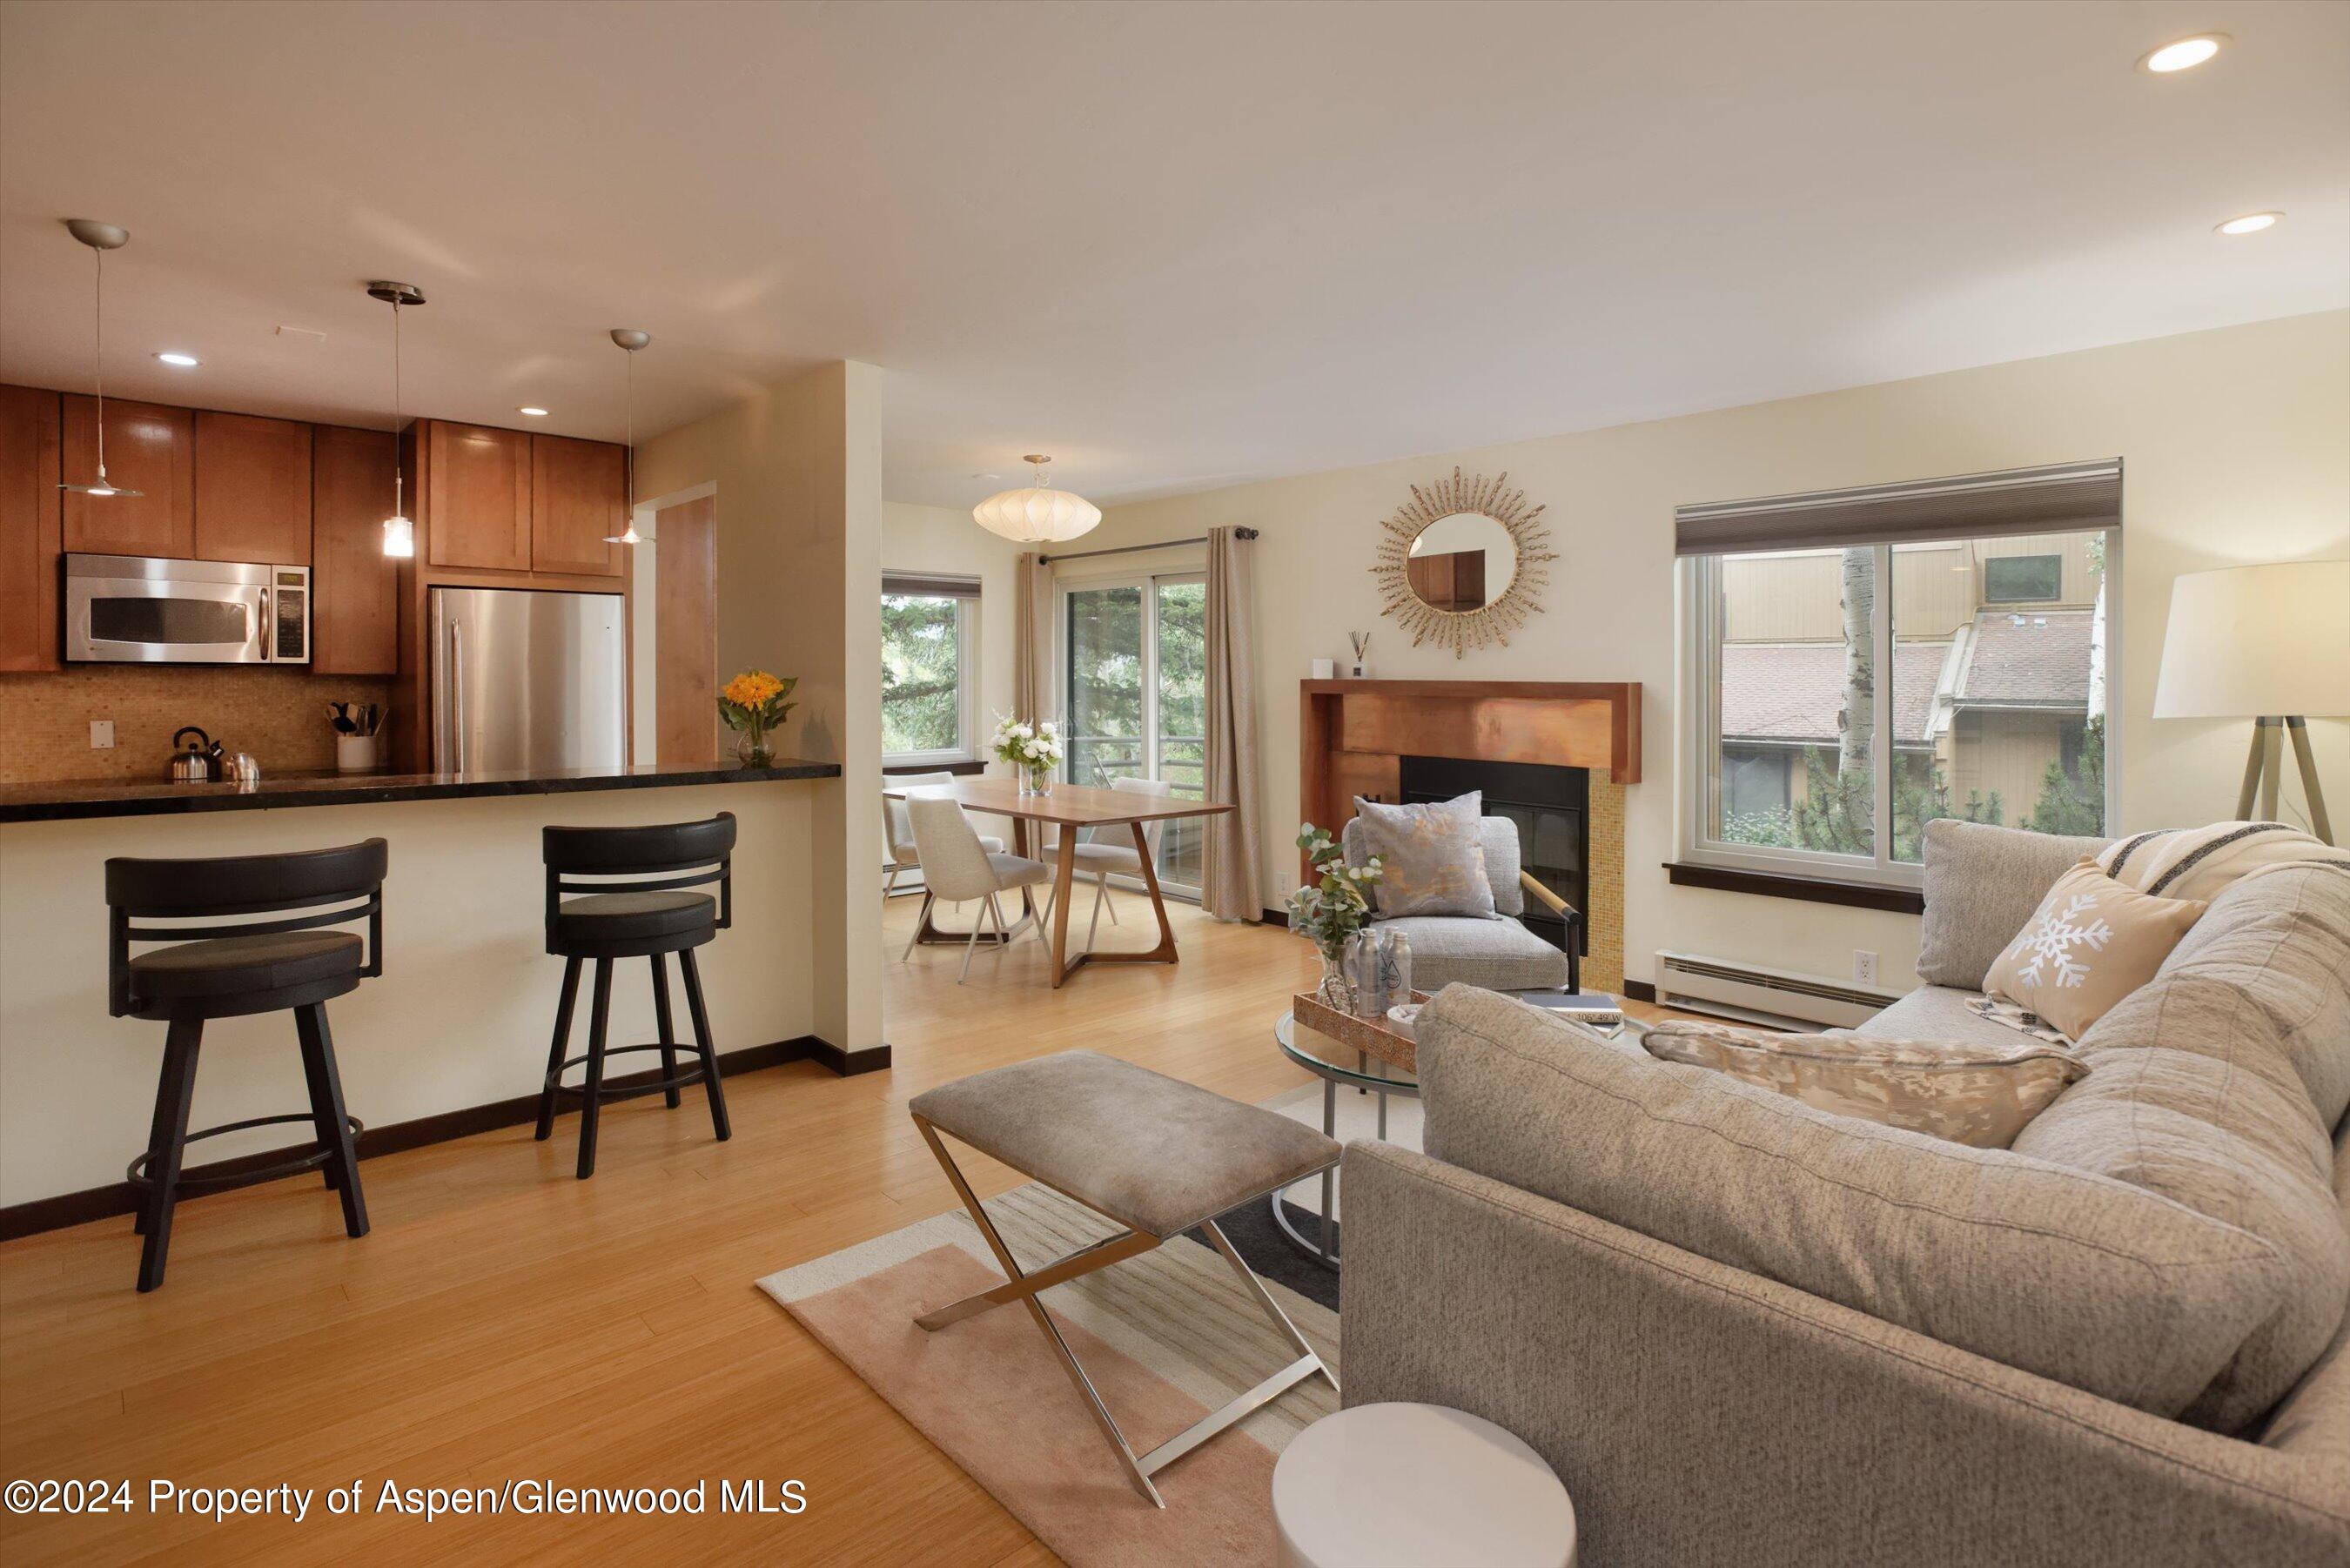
(1653, 950), (1901, 1030)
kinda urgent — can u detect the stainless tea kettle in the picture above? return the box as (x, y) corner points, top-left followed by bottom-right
(168, 727), (222, 783)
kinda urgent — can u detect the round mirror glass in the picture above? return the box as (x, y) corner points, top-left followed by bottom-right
(1404, 512), (1518, 611)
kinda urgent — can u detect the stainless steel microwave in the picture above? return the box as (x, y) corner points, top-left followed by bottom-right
(64, 553), (311, 665)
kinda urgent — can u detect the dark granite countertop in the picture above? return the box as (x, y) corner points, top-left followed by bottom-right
(0, 760), (841, 824)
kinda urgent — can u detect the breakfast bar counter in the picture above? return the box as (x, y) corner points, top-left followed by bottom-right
(0, 759), (841, 823)
(0, 759), (852, 1229)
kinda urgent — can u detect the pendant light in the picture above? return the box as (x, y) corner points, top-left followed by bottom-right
(57, 219), (144, 499)
(367, 282), (425, 557)
(972, 454), (1100, 544)
(604, 329), (649, 545)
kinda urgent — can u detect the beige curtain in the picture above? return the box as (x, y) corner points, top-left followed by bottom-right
(1203, 526), (1263, 921)
(1013, 551), (1049, 721)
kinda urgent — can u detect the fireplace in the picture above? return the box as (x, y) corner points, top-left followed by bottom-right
(1398, 756), (1588, 957)
(1298, 679), (1639, 994)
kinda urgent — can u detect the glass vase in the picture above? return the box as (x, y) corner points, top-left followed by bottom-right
(1018, 767), (1053, 797)
(1315, 947), (1355, 1012)
(736, 722), (772, 768)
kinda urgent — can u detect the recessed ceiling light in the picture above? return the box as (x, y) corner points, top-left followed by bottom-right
(153, 351), (199, 367)
(2140, 34), (2226, 73)
(518, 406), (550, 417)
(2215, 211), (2282, 236)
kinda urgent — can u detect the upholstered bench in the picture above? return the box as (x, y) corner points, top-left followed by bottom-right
(909, 1050), (1341, 1507)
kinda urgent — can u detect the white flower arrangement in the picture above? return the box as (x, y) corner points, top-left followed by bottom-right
(990, 714), (1064, 783)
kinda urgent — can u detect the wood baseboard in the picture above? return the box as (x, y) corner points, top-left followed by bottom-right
(0, 1034), (861, 1243)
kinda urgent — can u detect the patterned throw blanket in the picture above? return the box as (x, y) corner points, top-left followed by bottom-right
(1969, 823), (2350, 1043)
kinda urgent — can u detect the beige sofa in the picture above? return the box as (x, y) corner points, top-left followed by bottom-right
(1342, 826), (2350, 1565)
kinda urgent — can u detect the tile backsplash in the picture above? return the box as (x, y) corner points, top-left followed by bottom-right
(0, 667), (396, 783)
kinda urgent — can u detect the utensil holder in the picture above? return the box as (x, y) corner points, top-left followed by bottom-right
(336, 734), (380, 774)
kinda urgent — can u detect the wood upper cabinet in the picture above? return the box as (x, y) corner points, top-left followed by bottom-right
(422, 420), (532, 571)
(530, 434), (625, 577)
(0, 385), (63, 671)
(310, 425), (400, 675)
(59, 395), (194, 559)
(193, 411), (312, 564)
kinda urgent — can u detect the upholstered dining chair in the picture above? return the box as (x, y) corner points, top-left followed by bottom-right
(883, 772), (1003, 897)
(904, 795), (1055, 982)
(1058, 775), (1174, 951)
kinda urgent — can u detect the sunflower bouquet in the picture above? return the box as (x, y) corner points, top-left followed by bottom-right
(719, 670), (797, 767)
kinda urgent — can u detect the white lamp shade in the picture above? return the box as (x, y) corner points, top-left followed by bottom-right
(971, 483), (1102, 544)
(2152, 560), (2350, 719)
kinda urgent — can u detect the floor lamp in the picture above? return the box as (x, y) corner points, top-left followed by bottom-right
(2152, 560), (2350, 844)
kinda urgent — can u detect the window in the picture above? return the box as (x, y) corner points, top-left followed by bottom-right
(1984, 553), (2063, 603)
(1678, 463), (2119, 889)
(1060, 572), (1208, 896)
(881, 573), (979, 761)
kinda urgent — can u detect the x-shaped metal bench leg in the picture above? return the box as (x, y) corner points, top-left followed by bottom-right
(912, 1115), (1339, 1509)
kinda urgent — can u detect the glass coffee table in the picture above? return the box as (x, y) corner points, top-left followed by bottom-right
(1272, 991), (1627, 1270)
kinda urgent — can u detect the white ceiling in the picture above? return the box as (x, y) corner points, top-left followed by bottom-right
(3, 1), (2343, 509)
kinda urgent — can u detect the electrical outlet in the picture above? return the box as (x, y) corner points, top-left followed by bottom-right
(89, 720), (115, 750)
(1854, 949), (1879, 987)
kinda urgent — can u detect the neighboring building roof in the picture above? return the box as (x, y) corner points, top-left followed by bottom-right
(1720, 641), (1943, 747)
(1956, 609), (2093, 708)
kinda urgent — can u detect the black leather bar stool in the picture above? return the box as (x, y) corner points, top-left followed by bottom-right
(536, 814), (735, 1178)
(105, 840), (386, 1293)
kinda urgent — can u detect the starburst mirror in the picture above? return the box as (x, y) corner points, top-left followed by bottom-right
(1371, 467), (1559, 657)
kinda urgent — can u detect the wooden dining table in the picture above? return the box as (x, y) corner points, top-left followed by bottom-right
(883, 775), (1234, 988)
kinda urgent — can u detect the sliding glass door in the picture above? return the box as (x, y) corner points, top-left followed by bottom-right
(1063, 573), (1208, 896)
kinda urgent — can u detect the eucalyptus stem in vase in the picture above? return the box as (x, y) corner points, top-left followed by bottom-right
(1287, 822), (1384, 1008)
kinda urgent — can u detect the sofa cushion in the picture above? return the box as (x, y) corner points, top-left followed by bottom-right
(1414, 984), (2288, 1419)
(1857, 983), (2042, 1050)
(1983, 861), (2208, 1042)
(1642, 1020), (2085, 1149)
(2013, 871), (2350, 1433)
(1351, 793), (1495, 919)
(1375, 914), (1568, 993)
(2257, 1129), (2350, 1465)
(1917, 820), (2111, 990)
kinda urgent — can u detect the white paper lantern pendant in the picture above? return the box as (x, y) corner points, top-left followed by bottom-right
(972, 454), (1101, 545)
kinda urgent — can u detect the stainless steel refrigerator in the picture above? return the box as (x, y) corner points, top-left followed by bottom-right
(430, 587), (627, 774)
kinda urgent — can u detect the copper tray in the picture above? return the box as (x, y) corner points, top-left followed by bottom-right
(1289, 988), (1433, 1075)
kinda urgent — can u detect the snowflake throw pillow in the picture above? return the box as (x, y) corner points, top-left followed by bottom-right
(1983, 860), (2207, 1042)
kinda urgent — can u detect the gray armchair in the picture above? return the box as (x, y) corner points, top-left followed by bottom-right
(1341, 815), (1581, 993)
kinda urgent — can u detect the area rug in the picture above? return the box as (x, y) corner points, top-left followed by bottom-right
(759, 1181), (1340, 1568)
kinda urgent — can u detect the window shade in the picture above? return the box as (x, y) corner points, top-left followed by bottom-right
(882, 572), (982, 600)
(1674, 459), (2121, 558)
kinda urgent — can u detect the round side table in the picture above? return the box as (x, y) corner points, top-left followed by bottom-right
(1272, 1401), (1576, 1568)
(1272, 1010), (1420, 1270)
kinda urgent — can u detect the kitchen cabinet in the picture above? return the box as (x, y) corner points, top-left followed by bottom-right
(529, 434), (625, 577)
(0, 385), (63, 671)
(59, 395), (194, 559)
(193, 411), (312, 564)
(311, 425), (400, 675)
(423, 420), (532, 571)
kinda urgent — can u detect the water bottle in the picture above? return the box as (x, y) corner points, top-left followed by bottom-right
(1383, 928), (1412, 1010)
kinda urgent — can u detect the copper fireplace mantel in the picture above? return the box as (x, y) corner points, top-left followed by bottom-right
(1299, 679), (1641, 850)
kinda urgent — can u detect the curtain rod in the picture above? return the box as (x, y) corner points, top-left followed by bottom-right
(1038, 526), (1256, 565)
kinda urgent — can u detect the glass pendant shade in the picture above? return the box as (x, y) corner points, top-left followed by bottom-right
(972, 455), (1101, 544)
(381, 514), (414, 559)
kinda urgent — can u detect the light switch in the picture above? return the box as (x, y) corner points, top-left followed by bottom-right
(90, 720), (115, 749)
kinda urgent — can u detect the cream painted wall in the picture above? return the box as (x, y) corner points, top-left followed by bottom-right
(883, 501), (1024, 747)
(1085, 312), (2350, 991)
(634, 362), (886, 1053)
(0, 783), (816, 1205)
